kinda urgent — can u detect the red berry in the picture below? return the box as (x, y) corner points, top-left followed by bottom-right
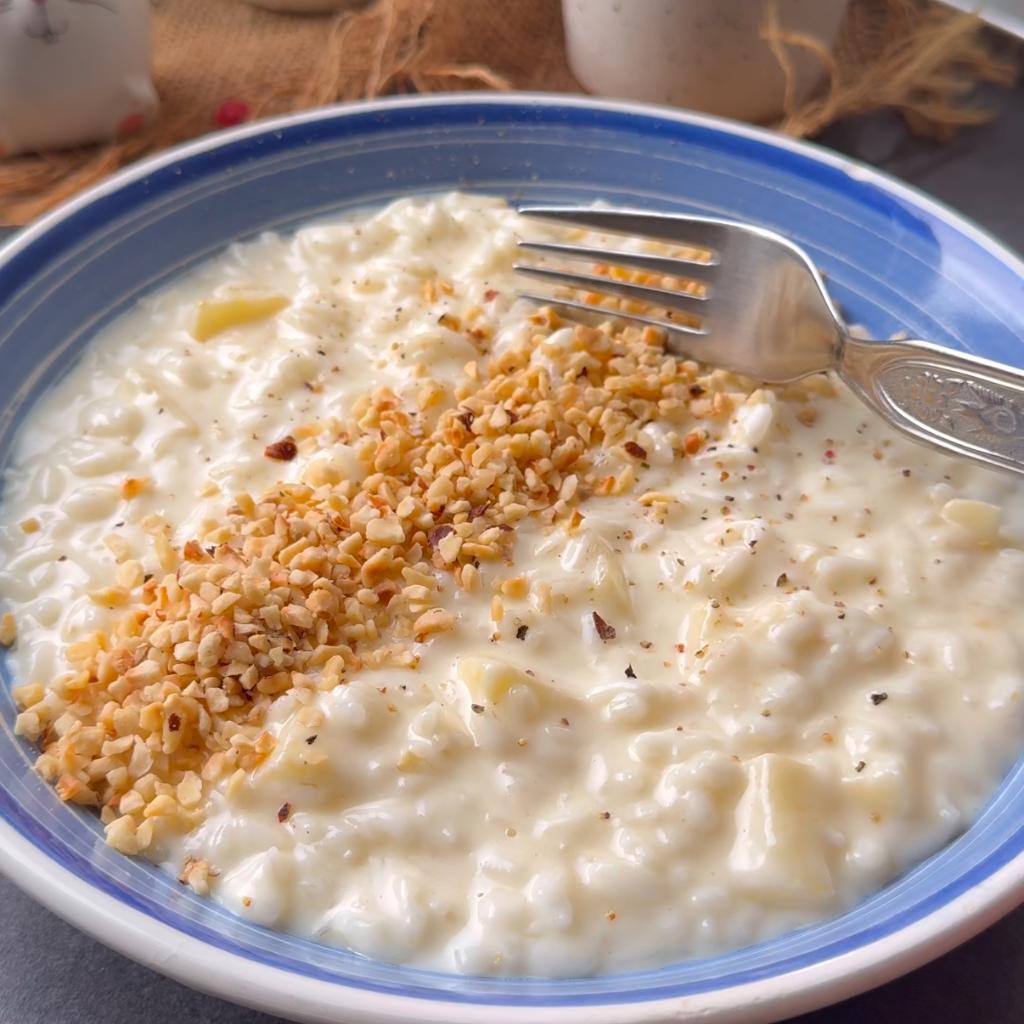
(117, 112), (145, 138)
(216, 99), (251, 128)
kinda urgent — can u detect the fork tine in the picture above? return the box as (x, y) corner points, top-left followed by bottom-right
(517, 206), (736, 254)
(514, 263), (709, 318)
(516, 240), (717, 277)
(519, 293), (708, 339)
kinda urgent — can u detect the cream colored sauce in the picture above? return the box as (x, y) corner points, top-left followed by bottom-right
(3, 193), (1024, 976)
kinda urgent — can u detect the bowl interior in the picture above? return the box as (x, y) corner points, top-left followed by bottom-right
(2, 96), (1024, 1008)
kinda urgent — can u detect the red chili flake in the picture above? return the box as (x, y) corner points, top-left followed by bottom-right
(455, 409), (475, 430)
(674, 643), (685, 653)
(623, 441), (648, 460)
(167, 713), (181, 732)
(277, 802), (292, 823)
(689, 385), (705, 397)
(515, 624), (529, 641)
(870, 691), (888, 705)
(484, 288), (499, 302)
(264, 436), (297, 461)
(216, 99), (251, 128)
(592, 611), (616, 641)
(428, 524), (454, 547)
(823, 449), (836, 463)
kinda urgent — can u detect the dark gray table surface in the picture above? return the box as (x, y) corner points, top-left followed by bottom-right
(4, 80), (1024, 1024)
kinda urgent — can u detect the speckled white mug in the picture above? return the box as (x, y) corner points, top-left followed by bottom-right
(562, 0), (849, 124)
(0, 0), (158, 156)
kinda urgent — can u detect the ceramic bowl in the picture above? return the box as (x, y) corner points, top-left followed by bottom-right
(2, 94), (1024, 1024)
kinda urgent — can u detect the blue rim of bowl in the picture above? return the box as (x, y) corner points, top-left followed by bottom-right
(2, 93), (1024, 1024)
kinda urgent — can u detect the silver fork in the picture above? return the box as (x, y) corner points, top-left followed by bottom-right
(515, 206), (1024, 477)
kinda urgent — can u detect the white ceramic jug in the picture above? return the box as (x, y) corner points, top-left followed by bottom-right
(0, 0), (158, 156)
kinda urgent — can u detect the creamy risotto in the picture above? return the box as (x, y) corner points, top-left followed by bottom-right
(4, 193), (1024, 977)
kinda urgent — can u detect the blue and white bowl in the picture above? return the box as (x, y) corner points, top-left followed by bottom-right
(2, 95), (1024, 1024)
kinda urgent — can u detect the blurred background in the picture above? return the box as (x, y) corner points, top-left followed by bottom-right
(0, 0), (1020, 225)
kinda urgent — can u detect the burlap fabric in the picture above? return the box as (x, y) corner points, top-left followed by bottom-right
(0, 0), (1016, 225)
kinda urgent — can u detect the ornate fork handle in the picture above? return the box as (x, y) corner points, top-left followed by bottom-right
(839, 337), (1024, 476)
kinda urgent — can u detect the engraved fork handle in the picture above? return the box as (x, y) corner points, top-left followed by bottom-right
(838, 337), (1024, 477)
